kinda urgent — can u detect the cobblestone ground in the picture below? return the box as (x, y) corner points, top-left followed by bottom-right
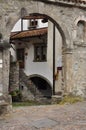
(0, 101), (86, 130)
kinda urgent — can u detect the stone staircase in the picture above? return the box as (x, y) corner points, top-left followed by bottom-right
(19, 69), (63, 103)
(19, 69), (45, 100)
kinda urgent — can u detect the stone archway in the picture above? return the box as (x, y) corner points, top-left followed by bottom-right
(9, 12), (67, 96)
(10, 16), (69, 97)
(1, 0), (86, 115)
(0, 0), (72, 105)
(1, 1), (70, 46)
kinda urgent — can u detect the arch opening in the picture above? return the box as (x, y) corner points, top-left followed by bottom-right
(29, 75), (52, 98)
(9, 12), (66, 102)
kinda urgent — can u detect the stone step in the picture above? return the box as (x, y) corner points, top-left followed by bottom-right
(52, 95), (63, 104)
(19, 69), (42, 98)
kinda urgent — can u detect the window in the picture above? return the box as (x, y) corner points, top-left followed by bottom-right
(77, 20), (85, 41)
(34, 44), (47, 62)
(29, 19), (38, 29)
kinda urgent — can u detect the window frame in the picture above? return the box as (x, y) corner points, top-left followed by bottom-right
(33, 43), (47, 62)
(29, 19), (38, 29)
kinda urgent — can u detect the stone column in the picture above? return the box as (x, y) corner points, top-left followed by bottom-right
(2, 48), (10, 94)
(64, 49), (73, 94)
(0, 48), (12, 115)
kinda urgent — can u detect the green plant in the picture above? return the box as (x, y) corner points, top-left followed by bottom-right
(9, 90), (22, 102)
(59, 95), (83, 105)
(12, 100), (51, 107)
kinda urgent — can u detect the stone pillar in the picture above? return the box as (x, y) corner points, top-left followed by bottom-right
(0, 48), (12, 115)
(64, 49), (73, 93)
(2, 48), (10, 94)
(9, 62), (19, 92)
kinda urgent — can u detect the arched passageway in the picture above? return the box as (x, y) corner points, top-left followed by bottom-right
(9, 12), (66, 101)
(0, 0), (72, 99)
(1, 0), (86, 114)
(29, 76), (52, 98)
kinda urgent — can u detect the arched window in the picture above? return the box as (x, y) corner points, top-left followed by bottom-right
(77, 20), (85, 41)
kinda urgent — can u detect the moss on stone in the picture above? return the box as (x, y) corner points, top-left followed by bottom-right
(59, 95), (84, 105)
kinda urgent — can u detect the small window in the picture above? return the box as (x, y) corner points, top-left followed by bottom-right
(77, 20), (85, 41)
(34, 44), (47, 62)
(29, 19), (38, 29)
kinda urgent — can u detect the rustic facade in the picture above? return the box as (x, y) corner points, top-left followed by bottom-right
(0, 0), (86, 113)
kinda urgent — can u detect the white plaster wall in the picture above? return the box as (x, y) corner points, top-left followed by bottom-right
(10, 44), (17, 62)
(47, 21), (53, 70)
(47, 21), (62, 72)
(55, 26), (63, 92)
(10, 20), (62, 89)
(47, 21), (62, 91)
(12, 19), (22, 32)
(24, 21), (62, 89)
(24, 43), (53, 85)
(12, 19), (48, 32)
(55, 27), (62, 70)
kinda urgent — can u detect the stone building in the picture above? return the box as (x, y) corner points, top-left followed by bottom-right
(0, 0), (86, 113)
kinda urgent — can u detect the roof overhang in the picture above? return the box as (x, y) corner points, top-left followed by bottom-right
(10, 28), (48, 40)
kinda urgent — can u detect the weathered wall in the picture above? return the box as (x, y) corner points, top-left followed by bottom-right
(47, 21), (63, 92)
(0, 0), (86, 97)
(9, 62), (19, 92)
(2, 49), (10, 94)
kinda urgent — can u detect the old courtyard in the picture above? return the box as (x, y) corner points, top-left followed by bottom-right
(0, 101), (86, 130)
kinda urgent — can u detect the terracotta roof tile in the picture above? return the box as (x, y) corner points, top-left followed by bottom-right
(11, 28), (47, 39)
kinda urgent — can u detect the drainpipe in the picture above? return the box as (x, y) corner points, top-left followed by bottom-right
(21, 18), (23, 31)
(53, 24), (55, 95)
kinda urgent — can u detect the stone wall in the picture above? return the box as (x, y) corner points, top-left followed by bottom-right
(9, 62), (19, 92)
(72, 44), (86, 98)
(0, 0), (86, 99)
(2, 49), (10, 94)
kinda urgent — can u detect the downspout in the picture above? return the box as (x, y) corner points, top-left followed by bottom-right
(21, 18), (23, 31)
(53, 24), (55, 95)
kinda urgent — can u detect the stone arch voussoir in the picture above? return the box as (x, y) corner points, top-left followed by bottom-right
(2, 2), (70, 49)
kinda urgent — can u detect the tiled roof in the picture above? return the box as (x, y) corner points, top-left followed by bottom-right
(11, 28), (47, 39)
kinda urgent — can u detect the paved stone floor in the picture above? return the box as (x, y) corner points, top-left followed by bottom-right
(0, 101), (86, 130)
